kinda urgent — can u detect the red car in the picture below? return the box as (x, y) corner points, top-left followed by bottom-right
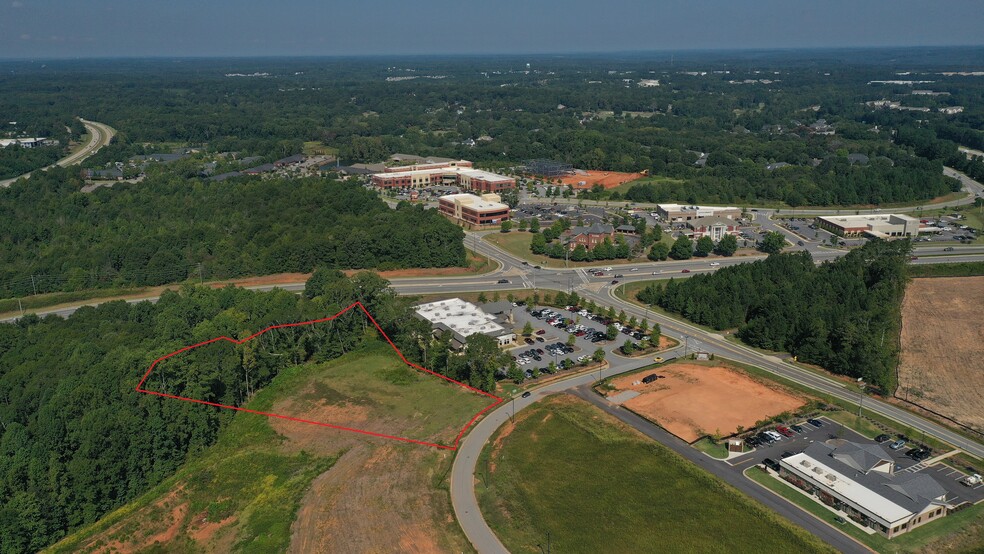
(776, 426), (795, 438)
(681, 269), (691, 273)
(535, 329), (546, 335)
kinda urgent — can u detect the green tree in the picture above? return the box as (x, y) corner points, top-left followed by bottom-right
(529, 218), (540, 233)
(759, 231), (786, 254)
(670, 235), (694, 260)
(617, 309), (627, 323)
(648, 242), (670, 261)
(522, 322), (534, 336)
(567, 333), (577, 347)
(695, 236), (714, 257)
(478, 292), (488, 303)
(606, 324), (619, 340)
(592, 348), (606, 363)
(531, 232), (547, 254)
(639, 319), (649, 333)
(518, 219), (528, 232)
(622, 340), (636, 355)
(507, 362), (525, 382)
(714, 234), (738, 256)
(500, 220), (513, 233)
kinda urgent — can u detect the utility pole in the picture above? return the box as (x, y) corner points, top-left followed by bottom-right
(198, 262), (204, 285)
(30, 275), (37, 296)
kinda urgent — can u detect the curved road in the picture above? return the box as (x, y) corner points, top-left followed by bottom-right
(0, 118), (115, 188)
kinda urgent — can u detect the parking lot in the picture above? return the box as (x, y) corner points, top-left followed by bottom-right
(502, 302), (659, 380)
(730, 415), (984, 506)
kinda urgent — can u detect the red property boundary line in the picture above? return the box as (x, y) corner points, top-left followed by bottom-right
(135, 301), (503, 450)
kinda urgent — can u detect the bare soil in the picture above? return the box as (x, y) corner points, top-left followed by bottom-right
(897, 276), (984, 431)
(556, 170), (645, 190)
(607, 363), (806, 442)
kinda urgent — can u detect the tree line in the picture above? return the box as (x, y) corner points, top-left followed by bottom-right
(636, 240), (910, 391)
(0, 267), (508, 553)
(0, 168), (466, 299)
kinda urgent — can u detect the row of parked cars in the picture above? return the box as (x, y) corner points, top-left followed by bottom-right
(874, 433), (932, 461)
(745, 418), (825, 448)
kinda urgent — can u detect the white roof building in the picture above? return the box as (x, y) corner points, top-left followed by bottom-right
(414, 298), (515, 347)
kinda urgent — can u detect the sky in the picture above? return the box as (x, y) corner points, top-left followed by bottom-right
(1, 0), (983, 59)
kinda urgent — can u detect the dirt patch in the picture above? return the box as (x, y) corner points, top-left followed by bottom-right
(898, 276), (984, 431)
(80, 489), (189, 554)
(608, 363), (806, 442)
(188, 512), (237, 544)
(556, 170), (645, 190)
(288, 444), (463, 553)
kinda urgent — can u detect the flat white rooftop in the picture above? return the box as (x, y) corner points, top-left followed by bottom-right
(440, 193), (509, 212)
(657, 203), (739, 212)
(818, 214), (919, 225)
(415, 298), (506, 338)
(782, 452), (912, 525)
(374, 166), (512, 182)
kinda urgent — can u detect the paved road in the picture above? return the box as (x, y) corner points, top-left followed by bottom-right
(0, 118), (115, 188)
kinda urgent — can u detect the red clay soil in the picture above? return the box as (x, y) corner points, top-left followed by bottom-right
(608, 363), (806, 442)
(557, 170), (645, 190)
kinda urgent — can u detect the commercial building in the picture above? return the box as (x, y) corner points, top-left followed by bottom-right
(816, 214), (921, 238)
(0, 137), (52, 148)
(414, 298), (515, 349)
(687, 216), (741, 241)
(438, 193), (511, 228)
(568, 223), (615, 250)
(779, 441), (951, 538)
(371, 160), (515, 193)
(656, 204), (742, 222)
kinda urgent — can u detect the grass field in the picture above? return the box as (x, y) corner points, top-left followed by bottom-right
(746, 466), (984, 553)
(476, 395), (834, 554)
(606, 175), (686, 195)
(907, 261), (984, 278)
(52, 341), (491, 553)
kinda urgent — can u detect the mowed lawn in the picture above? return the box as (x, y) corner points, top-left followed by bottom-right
(477, 395), (834, 554)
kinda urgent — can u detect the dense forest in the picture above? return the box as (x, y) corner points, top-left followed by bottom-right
(0, 168), (465, 299)
(0, 146), (63, 180)
(2, 49), (982, 206)
(637, 240), (910, 390)
(0, 269), (506, 552)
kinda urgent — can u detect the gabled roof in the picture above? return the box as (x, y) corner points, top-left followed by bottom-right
(886, 473), (947, 504)
(688, 216), (736, 228)
(571, 223), (614, 236)
(832, 442), (893, 473)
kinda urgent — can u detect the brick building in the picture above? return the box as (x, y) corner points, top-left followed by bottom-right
(438, 193), (511, 228)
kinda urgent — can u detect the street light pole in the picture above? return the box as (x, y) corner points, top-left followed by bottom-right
(857, 378), (865, 418)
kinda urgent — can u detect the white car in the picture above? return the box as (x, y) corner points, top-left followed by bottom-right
(630, 267), (638, 271)
(652, 270), (662, 275)
(710, 262), (720, 266)
(604, 266), (613, 271)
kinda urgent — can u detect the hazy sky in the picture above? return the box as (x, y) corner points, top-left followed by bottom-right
(2, 0), (982, 58)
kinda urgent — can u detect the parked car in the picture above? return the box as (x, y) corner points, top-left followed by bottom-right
(763, 458), (781, 471)
(807, 418), (824, 427)
(776, 426), (795, 437)
(875, 434), (890, 443)
(890, 439), (907, 450)
(790, 424), (805, 434)
(536, 329), (546, 335)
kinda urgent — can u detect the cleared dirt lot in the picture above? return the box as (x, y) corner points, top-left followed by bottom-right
(898, 276), (984, 431)
(606, 362), (806, 442)
(557, 170), (644, 190)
